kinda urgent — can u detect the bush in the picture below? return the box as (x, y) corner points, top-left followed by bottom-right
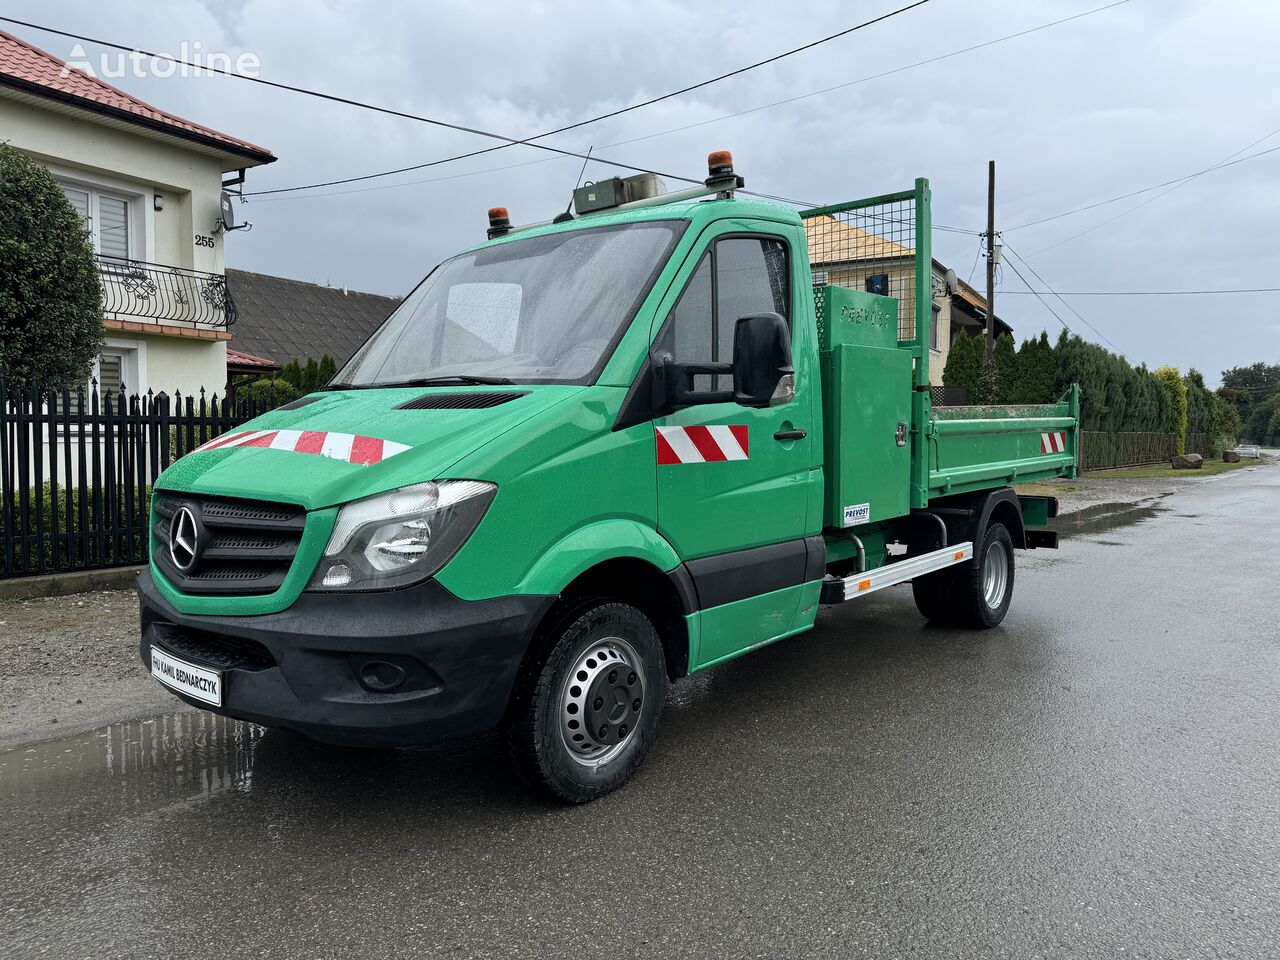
(242, 377), (298, 410)
(279, 353), (338, 394)
(943, 332), (983, 403)
(1245, 394), (1280, 444)
(0, 143), (105, 387)
(1011, 331), (1057, 404)
(992, 333), (1017, 403)
(1154, 366), (1188, 455)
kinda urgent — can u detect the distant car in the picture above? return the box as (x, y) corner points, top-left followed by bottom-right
(1236, 444), (1261, 459)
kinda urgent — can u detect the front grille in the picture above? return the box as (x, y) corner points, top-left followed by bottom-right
(153, 493), (306, 596)
(152, 624), (276, 671)
(396, 391), (527, 410)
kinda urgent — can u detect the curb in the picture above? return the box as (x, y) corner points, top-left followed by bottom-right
(0, 565), (143, 601)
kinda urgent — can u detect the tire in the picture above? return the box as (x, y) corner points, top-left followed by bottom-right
(954, 521), (1014, 628)
(913, 522), (1014, 628)
(912, 567), (957, 625)
(503, 600), (667, 803)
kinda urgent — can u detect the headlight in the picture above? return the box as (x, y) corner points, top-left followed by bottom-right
(308, 480), (495, 592)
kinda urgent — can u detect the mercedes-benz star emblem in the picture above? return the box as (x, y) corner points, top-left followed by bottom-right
(169, 506), (200, 572)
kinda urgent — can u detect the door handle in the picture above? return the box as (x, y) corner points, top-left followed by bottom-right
(774, 429), (806, 441)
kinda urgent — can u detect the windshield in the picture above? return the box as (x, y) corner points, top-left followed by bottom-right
(335, 221), (683, 386)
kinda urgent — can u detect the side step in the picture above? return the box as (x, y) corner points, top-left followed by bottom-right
(820, 541), (974, 604)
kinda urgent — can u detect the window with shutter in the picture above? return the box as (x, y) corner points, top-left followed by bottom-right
(56, 179), (134, 259)
(97, 196), (130, 259)
(97, 353), (125, 403)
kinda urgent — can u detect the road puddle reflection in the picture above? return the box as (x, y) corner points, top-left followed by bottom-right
(1050, 498), (1170, 539)
(0, 711), (264, 801)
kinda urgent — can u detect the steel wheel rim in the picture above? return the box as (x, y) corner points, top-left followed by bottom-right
(558, 636), (646, 768)
(982, 540), (1009, 609)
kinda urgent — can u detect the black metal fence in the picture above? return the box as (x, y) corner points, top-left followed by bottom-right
(0, 378), (285, 580)
(1080, 431), (1216, 472)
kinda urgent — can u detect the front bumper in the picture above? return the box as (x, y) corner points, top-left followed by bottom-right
(137, 569), (555, 747)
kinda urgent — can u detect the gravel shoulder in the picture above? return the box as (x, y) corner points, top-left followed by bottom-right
(2, 458), (1273, 752)
(0, 589), (180, 751)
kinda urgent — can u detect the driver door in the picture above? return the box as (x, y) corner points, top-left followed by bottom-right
(652, 229), (816, 668)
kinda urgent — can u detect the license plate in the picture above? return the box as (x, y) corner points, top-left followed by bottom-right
(150, 645), (222, 706)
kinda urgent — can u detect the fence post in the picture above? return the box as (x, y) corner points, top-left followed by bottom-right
(15, 383), (32, 575)
(32, 383), (46, 575)
(0, 372), (13, 577)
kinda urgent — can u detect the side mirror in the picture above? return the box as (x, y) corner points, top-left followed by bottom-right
(732, 312), (793, 408)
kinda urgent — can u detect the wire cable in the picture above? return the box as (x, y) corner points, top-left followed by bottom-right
(1000, 255), (1077, 337)
(239, 0), (1126, 200)
(0, 2), (931, 198)
(1003, 243), (1127, 359)
(1001, 287), (1280, 296)
(1005, 143), (1280, 231)
(1020, 125), (1280, 257)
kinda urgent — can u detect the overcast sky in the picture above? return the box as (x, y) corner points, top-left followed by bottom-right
(7, 0), (1278, 384)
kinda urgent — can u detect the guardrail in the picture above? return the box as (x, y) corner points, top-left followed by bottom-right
(98, 256), (236, 328)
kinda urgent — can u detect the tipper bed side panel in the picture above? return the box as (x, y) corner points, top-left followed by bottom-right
(927, 396), (1080, 497)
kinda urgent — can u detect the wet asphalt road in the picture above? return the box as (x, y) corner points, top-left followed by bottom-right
(3, 462), (1278, 959)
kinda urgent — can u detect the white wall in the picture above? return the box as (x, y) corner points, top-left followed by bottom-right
(2, 96), (240, 398)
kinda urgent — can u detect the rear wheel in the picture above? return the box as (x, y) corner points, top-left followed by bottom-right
(503, 600), (667, 803)
(913, 521), (1014, 628)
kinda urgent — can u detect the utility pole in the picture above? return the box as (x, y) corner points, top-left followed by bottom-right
(985, 159), (997, 363)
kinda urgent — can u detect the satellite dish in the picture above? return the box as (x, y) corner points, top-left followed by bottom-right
(214, 189), (252, 234)
(219, 191), (235, 231)
(944, 268), (958, 294)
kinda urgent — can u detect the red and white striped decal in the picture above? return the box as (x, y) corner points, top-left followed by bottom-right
(193, 430), (411, 465)
(1040, 431), (1067, 454)
(655, 425), (749, 465)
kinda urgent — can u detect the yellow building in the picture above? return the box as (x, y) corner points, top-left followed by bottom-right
(804, 216), (1012, 390)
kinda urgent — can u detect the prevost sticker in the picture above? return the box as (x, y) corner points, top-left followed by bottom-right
(843, 502), (871, 527)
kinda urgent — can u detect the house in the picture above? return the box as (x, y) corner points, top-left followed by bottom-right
(224, 269), (400, 372)
(804, 216), (1012, 386)
(0, 28), (275, 399)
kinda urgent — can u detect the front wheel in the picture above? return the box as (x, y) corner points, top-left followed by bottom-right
(503, 600), (667, 803)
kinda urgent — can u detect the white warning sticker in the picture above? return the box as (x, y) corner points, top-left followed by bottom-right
(843, 502), (871, 527)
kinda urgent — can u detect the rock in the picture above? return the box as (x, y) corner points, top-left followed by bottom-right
(1223, 450), (1241, 463)
(1173, 453), (1204, 469)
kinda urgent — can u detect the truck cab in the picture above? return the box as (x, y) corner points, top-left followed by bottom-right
(140, 153), (1078, 802)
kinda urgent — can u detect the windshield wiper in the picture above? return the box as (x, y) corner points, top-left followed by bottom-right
(375, 374), (516, 387)
(321, 374), (517, 391)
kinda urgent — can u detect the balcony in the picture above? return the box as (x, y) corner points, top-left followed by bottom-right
(97, 256), (236, 331)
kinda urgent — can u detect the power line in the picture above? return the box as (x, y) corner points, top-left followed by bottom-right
(1021, 124), (1280, 257)
(1002, 242), (1128, 359)
(999, 255), (1077, 338)
(192, 0), (929, 197)
(0, 16), (712, 189)
(238, 0), (1129, 200)
(1002, 287), (1280, 297)
(1005, 144), (1280, 231)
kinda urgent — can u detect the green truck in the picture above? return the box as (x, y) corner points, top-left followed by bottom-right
(140, 152), (1079, 802)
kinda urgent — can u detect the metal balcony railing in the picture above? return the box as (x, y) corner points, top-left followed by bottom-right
(97, 256), (236, 329)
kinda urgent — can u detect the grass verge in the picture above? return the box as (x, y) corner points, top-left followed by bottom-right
(1083, 456), (1263, 480)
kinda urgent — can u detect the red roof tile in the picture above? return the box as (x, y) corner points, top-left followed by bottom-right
(226, 347), (280, 370)
(0, 28), (274, 164)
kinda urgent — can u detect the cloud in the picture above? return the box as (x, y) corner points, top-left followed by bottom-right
(7, 0), (1278, 381)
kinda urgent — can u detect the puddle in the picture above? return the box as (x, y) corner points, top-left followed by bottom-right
(1050, 498), (1171, 539)
(0, 711), (264, 800)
